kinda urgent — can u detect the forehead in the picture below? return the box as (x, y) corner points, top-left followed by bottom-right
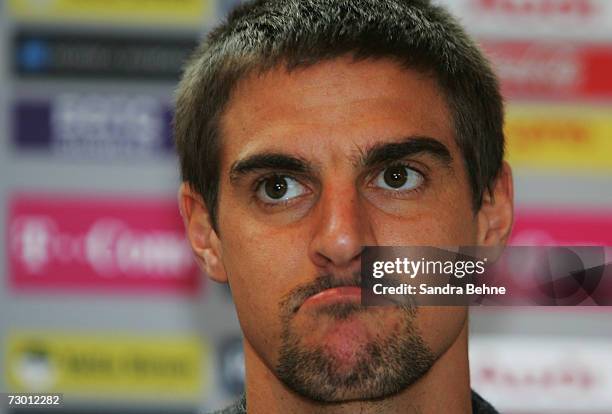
(219, 57), (456, 164)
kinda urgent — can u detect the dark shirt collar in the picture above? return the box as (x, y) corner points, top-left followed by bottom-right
(210, 390), (499, 414)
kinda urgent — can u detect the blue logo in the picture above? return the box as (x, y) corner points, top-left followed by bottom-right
(19, 39), (50, 72)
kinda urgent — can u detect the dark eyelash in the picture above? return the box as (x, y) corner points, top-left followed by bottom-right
(252, 173), (290, 193)
(371, 162), (425, 181)
(368, 163), (428, 196)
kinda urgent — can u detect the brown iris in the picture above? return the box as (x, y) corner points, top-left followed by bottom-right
(383, 165), (408, 188)
(264, 176), (289, 199)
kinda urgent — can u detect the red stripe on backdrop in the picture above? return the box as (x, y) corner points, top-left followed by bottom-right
(511, 209), (612, 246)
(480, 40), (612, 100)
(7, 193), (202, 295)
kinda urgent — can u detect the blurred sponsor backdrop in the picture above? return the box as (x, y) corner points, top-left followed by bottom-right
(0, 0), (611, 413)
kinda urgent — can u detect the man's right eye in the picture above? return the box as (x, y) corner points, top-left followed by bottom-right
(255, 175), (307, 204)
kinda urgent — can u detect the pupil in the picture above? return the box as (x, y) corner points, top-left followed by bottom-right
(265, 176), (288, 199)
(384, 166), (408, 188)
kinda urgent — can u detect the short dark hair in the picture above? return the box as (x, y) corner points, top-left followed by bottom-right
(174, 0), (504, 229)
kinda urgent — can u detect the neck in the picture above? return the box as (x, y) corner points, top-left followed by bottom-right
(244, 320), (472, 414)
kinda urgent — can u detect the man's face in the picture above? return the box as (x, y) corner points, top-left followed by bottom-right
(209, 57), (487, 401)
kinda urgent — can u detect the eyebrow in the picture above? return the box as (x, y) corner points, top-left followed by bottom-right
(358, 136), (452, 168)
(229, 153), (312, 183)
(228, 135), (453, 183)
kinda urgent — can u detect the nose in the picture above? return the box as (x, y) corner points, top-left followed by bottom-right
(308, 184), (375, 271)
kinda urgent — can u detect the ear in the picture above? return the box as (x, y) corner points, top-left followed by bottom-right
(476, 161), (514, 246)
(178, 182), (228, 283)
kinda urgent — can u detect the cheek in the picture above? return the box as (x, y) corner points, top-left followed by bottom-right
(217, 212), (311, 359)
(372, 208), (478, 246)
(219, 231), (283, 361)
(220, 216), (309, 284)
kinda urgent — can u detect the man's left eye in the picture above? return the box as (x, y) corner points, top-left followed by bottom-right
(373, 165), (423, 191)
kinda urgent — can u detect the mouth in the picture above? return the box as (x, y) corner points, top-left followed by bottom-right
(300, 286), (362, 311)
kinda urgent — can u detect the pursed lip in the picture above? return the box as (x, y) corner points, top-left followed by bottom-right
(300, 286), (362, 310)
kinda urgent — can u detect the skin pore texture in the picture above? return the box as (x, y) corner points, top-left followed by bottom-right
(180, 57), (514, 414)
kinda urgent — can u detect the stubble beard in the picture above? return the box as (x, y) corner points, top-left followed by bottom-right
(275, 298), (436, 402)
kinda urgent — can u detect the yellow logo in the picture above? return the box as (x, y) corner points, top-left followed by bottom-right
(6, 332), (206, 400)
(505, 105), (612, 171)
(8, 0), (215, 26)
